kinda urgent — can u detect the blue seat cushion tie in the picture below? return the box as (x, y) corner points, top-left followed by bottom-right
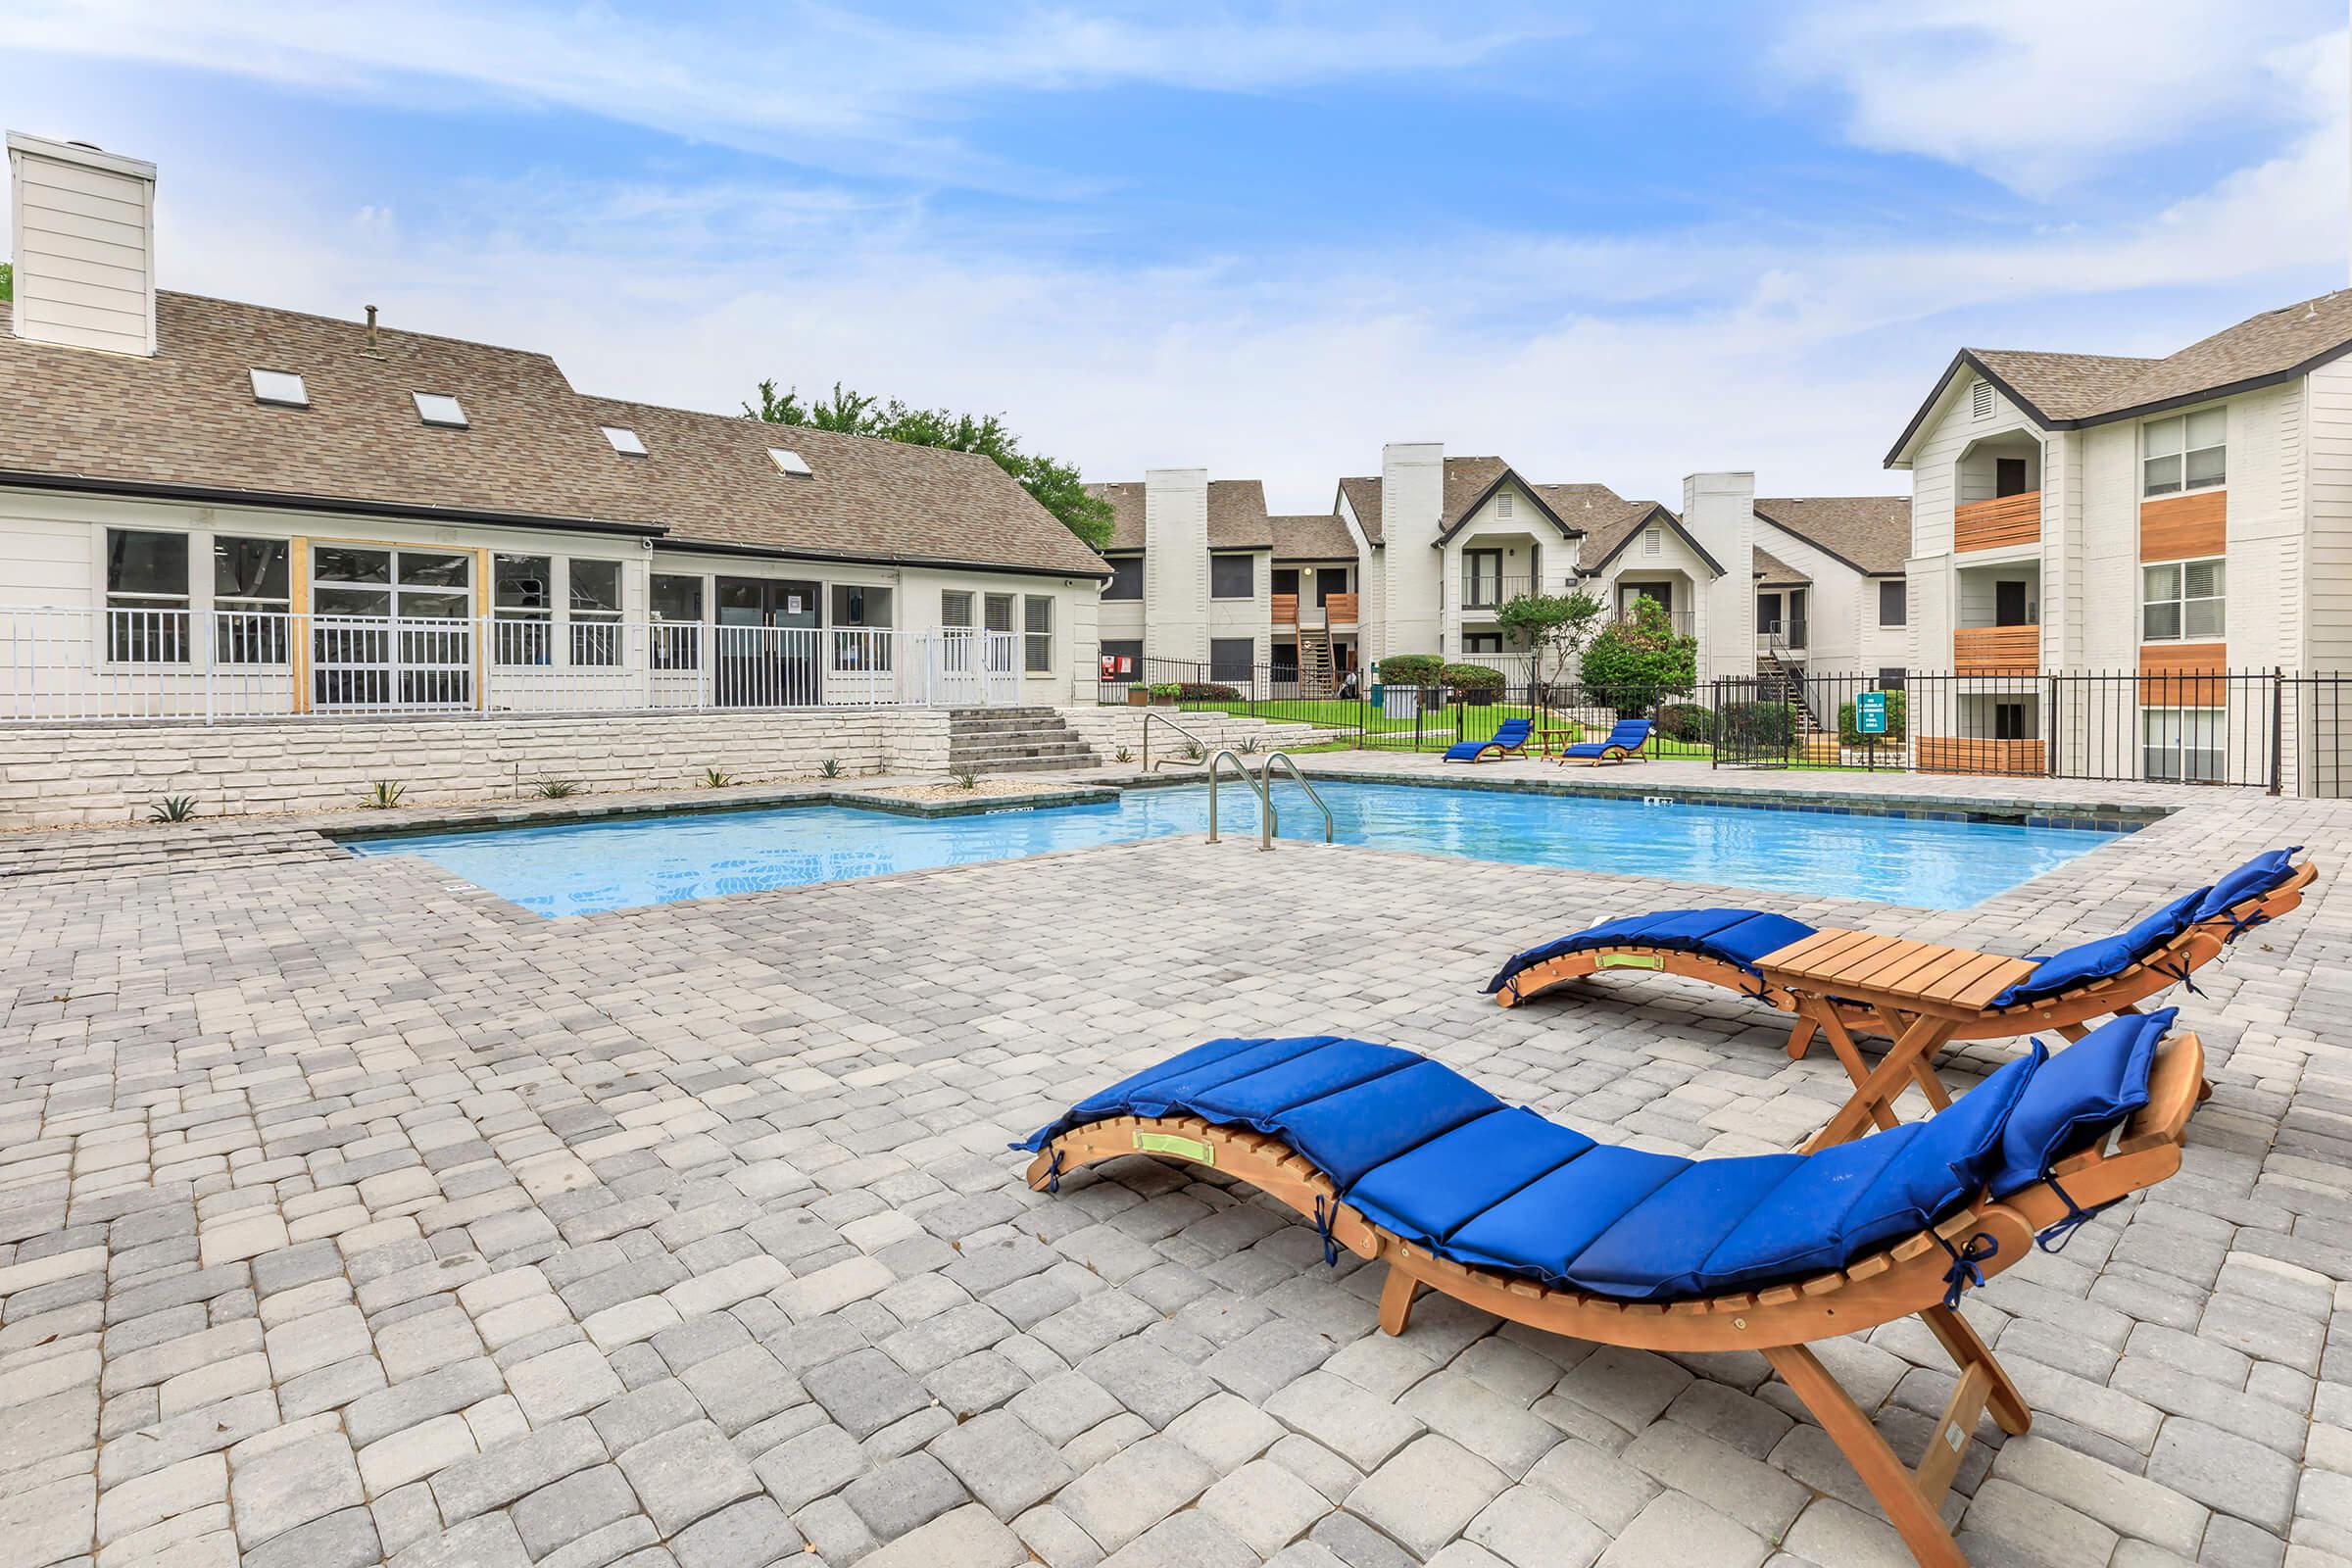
(1989, 891), (2207, 1007)
(1485, 908), (1816, 995)
(1019, 1027), (2157, 1302)
(2192, 848), (2301, 924)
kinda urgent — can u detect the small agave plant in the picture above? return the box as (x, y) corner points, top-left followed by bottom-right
(819, 758), (844, 779)
(365, 780), (406, 809)
(952, 767), (980, 791)
(532, 778), (580, 799)
(701, 767), (732, 789)
(148, 795), (197, 823)
(1113, 746), (1134, 764)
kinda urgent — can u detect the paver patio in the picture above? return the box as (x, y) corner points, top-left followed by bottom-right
(1, 760), (2349, 1567)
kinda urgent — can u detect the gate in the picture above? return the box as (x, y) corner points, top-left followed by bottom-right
(1708, 677), (1798, 768)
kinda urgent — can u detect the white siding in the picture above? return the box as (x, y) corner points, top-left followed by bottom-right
(8, 133), (156, 357)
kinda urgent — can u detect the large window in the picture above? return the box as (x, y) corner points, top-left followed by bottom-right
(831, 584), (893, 671)
(1023, 595), (1054, 674)
(494, 555), (553, 665)
(568, 560), (623, 666)
(2143, 409), (2225, 497)
(2142, 558), (2224, 642)
(1209, 638), (1254, 683)
(106, 529), (190, 663)
(1462, 549), (1504, 609)
(651, 574), (703, 669)
(1878, 580), (1907, 628)
(1209, 554), (1255, 600)
(1103, 556), (1144, 601)
(215, 537), (291, 663)
(2143, 708), (2225, 782)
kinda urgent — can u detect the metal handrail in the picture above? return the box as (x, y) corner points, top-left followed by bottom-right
(1142, 710), (1215, 773)
(1203, 749), (1273, 849)
(1258, 752), (1332, 849)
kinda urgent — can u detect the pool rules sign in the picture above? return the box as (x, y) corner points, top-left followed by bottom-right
(1856, 691), (1889, 736)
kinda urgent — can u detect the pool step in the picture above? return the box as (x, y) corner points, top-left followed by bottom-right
(945, 709), (1102, 774)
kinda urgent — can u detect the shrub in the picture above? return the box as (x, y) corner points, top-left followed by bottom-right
(700, 767), (733, 788)
(1375, 653), (1443, 687)
(364, 780), (407, 809)
(1176, 682), (1242, 702)
(818, 758), (844, 778)
(952, 767), (980, 790)
(1838, 690), (1908, 748)
(1440, 662), (1505, 700)
(1579, 598), (1696, 702)
(1717, 702), (1796, 750)
(1147, 682), (1183, 698)
(1654, 704), (1714, 745)
(1113, 745), (1134, 764)
(532, 778), (581, 799)
(148, 796), (197, 823)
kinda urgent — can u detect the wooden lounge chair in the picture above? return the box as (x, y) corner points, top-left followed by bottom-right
(1442, 717), (1533, 763)
(1557, 716), (1652, 765)
(1019, 1013), (2203, 1568)
(1486, 850), (2309, 1142)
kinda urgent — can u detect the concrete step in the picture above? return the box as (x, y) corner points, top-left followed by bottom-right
(957, 754), (1102, 774)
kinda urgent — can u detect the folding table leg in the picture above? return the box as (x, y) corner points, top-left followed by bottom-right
(1763, 1342), (1968, 1568)
(1806, 1013), (1956, 1150)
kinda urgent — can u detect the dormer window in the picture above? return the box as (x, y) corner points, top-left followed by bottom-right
(768, 448), (813, 477)
(414, 392), (468, 428)
(601, 425), (647, 457)
(250, 369), (309, 408)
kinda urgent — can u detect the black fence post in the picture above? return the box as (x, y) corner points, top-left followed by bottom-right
(2271, 667), (2284, 796)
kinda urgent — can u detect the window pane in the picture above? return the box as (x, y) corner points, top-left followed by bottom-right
(1878, 581), (1906, 626)
(398, 552), (469, 588)
(1104, 556), (1144, 600)
(569, 559), (622, 612)
(317, 587), (391, 616)
(2142, 564), (2180, 602)
(942, 591), (973, 629)
(107, 530), (189, 597)
(831, 584), (892, 627)
(214, 538), (289, 600)
(2143, 602), (2181, 639)
(984, 594), (1015, 633)
(2185, 408), (2226, 449)
(652, 574), (702, 622)
(1024, 595), (1053, 635)
(316, 546), (391, 585)
(2185, 445), (2226, 487)
(400, 592), (469, 619)
(2183, 559), (2224, 598)
(2143, 416), (2182, 457)
(1023, 595), (1053, 673)
(2142, 455), (2180, 496)
(1210, 638), (1253, 682)
(497, 556), (553, 611)
(1209, 555), (1254, 599)
(2184, 599), (2225, 639)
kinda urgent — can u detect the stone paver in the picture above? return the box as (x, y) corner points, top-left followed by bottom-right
(1, 759), (2344, 1564)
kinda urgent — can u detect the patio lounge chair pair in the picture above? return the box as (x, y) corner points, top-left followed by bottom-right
(1482, 846), (2310, 1148)
(1442, 715), (1653, 765)
(1018, 1008), (2206, 1568)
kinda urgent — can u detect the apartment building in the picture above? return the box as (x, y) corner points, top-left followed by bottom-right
(1887, 289), (2352, 777)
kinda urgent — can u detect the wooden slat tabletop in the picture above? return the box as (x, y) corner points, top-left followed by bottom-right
(1755, 928), (2036, 1014)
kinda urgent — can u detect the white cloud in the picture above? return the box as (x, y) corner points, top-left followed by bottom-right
(1779, 0), (2333, 198)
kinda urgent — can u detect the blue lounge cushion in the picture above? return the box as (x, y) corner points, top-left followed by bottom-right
(1988, 891), (2207, 1007)
(1485, 908), (1817, 995)
(2192, 848), (2302, 924)
(1562, 718), (1652, 758)
(1443, 718), (1533, 761)
(1986, 1009), (2171, 1198)
(1019, 1030), (2163, 1302)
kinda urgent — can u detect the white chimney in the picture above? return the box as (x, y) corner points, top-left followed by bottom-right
(1380, 442), (1445, 660)
(7, 131), (157, 356)
(1142, 468), (1210, 665)
(1682, 470), (1756, 680)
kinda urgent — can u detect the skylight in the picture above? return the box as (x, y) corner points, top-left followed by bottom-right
(602, 425), (647, 457)
(414, 392), (468, 428)
(767, 448), (813, 477)
(249, 368), (309, 408)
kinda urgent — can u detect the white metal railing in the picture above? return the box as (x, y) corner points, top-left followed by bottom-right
(0, 608), (1026, 721)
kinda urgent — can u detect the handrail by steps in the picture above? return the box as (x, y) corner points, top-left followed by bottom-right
(1259, 752), (1333, 849)
(1203, 750), (1273, 850)
(1141, 710), (1215, 773)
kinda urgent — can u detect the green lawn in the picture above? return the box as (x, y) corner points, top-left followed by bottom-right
(1156, 697), (1710, 759)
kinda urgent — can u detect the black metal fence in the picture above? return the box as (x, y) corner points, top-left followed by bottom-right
(1096, 655), (2352, 794)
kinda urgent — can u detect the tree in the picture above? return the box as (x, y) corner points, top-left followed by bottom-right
(1495, 589), (1603, 699)
(1577, 595), (1697, 707)
(0, 261), (12, 303)
(745, 378), (1114, 550)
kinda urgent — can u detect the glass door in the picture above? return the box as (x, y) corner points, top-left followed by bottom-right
(310, 546), (472, 709)
(714, 578), (822, 706)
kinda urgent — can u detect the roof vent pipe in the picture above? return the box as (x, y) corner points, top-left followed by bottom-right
(365, 305), (379, 354)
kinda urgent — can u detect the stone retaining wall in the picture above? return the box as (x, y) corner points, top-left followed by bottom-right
(0, 710), (953, 827)
(1057, 708), (1348, 760)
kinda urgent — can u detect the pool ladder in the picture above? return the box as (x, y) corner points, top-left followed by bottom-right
(1207, 749), (1333, 852)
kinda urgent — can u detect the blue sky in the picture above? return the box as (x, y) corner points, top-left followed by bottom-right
(8, 2), (2348, 510)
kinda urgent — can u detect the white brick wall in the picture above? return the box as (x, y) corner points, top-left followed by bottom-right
(0, 710), (953, 827)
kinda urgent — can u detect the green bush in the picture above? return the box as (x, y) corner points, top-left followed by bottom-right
(1717, 701), (1795, 750)
(1838, 690), (1908, 748)
(1176, 682), (1242, 702)
(1440, 662), (1505, 699)
(1654, 704), (1714, 744)
(1579, 598), (1696, 702)
(1376, 653), (1444, 687)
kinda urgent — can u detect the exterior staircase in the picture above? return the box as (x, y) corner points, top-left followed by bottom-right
(1298, 628), (1338, 697)
(945, 708), (1100, 774)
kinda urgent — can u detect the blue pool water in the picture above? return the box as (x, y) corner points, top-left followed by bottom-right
(346, 781), (2119, 918)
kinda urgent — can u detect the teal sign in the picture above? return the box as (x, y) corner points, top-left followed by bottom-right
(1856, 691), (1889, 735)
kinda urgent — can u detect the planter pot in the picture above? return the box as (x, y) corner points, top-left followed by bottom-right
(1127, 689), (1151, 707)
(1152, 697), (1178, 708)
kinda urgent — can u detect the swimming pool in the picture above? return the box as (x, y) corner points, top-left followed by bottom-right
(346, 780), (2120, 917)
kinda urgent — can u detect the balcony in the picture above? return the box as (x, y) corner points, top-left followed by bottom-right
(1953, 624), (2039, 674)
(1756, 618), (1808, 658)
(1273, 593), (1298, 626)
(1275, 592), (1359, 629)
(1955, 491), (2040, 553)
(1325, 592), (1359, 625)
(1458, 574), (1534, 612)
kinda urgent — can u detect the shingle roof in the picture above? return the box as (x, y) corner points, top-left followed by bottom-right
(1891, 290), (2352, 466)
(1752, 496), (1911, 576)
(1752, 546), (1809, 585)
(0, 292), (1109, 576)
(1543, 484), (1670, 571)
(1269, 513), (1357, 562)
(1084, 478), (1271, 551)
(1336, 476), (1384, 545)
